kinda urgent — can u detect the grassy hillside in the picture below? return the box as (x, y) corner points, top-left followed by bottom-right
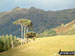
(0, 7), (75, 36)
(64, 28), (75, 35)
(55, 20), (75, 35)
(40, 20), (75, 36)
(0, 35), (75, 56)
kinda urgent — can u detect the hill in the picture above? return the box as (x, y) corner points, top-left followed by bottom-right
(0, 7), (75, 36)
(55, 20), (75, 35)
(0, 35), (75, 56)
(38, 20), (75, 37)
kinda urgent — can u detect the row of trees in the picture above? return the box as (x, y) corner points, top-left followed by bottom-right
(13, 19), (36, 44)
(0, 35), (20, 52)
(0, 19), (37, 52)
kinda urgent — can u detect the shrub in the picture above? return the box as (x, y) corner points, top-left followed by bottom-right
(0, 35), (20, 52)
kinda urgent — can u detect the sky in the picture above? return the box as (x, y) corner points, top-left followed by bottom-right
(0, 0), (75, 12)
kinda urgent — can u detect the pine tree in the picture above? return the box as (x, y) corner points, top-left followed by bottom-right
(6, 34), (10, 49)
(9, 34), (14, 48)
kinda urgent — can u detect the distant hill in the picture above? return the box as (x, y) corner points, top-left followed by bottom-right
(0, 7), (75, 37)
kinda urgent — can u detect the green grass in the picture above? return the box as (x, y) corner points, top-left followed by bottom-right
(0, 35), (75, 56)
(66, 28), (75, 35)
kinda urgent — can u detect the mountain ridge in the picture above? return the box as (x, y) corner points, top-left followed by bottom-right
(0, 7), (75, 36)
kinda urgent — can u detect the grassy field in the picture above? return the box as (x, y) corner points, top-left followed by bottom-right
(0, 35), (75, 56)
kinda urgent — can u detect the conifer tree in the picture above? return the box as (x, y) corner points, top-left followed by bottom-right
(9, 35), (14, 48)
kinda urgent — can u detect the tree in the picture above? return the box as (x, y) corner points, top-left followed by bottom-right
(0, 35), (20, 52)
(25, 32), (36, 42)
(9, 35), (14, 48)
(1, 35), (7, 50)
(13, 19), (32, 44)
(13, 19), (24, 45)
(23, 20), (33, 42)
(0, 39), (4, 52)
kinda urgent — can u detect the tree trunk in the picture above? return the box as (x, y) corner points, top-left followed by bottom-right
(21, 25), (23, 45)
(27, 27), (29, 33)
(11, 41), (14, 48)
(26, 27), (29, 43)
(24, 26), (26, 43)
(24, 27), (26, 39)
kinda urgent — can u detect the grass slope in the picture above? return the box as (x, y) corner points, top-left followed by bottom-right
(0, 35), (75, 56)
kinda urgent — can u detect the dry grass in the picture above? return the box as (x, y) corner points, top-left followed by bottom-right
(0, 35), (75, 56)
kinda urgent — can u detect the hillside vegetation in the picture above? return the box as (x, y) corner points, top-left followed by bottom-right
(0, 35), (75, 56)
(0, 7), (75, 36)
(40, 20), (75, 37)
(55, 20), (75, 35)
(0, 35), (20, 52)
